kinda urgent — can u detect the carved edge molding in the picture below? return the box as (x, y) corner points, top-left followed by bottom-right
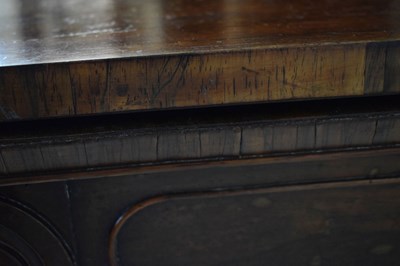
(108, 177), (400, 266)
(2, 146), (400, 187)
(0, 195), (77, 266)
(0, 224), (43, 265)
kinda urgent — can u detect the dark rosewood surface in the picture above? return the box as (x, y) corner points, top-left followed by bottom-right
(1, 0), (399, 66)
(0, 0), (399, 120)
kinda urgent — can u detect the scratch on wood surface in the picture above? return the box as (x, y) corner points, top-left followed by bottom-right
(0, 104), (20, 120)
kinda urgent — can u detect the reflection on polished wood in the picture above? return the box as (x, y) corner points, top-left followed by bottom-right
(1, 0), (399, 65)
(0, 0), (399, 120)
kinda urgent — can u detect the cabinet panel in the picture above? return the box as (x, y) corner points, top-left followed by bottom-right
(1, 147), (400, 265)
(63, 148), (400, 265)
(111, 179), (400, 266)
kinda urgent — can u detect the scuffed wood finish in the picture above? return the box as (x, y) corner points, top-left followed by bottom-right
(107, 46), (366, 109)
(0, 0), (400, 120)
(365, 42), (400, 94)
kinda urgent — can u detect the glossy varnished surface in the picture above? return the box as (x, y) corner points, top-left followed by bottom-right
(0, 0), (400, 120)
(1, 0), (400, 66)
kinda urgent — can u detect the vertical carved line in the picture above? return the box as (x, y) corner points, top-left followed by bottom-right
(65, 182), (79, 262)
(68, 65), (77, 115)
(0, 151), (9, 174)
(104, 60), (111, 112)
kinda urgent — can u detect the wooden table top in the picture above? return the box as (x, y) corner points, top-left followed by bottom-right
(0, 0), (399, 120)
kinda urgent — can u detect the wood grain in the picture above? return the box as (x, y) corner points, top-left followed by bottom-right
(1, 146), (46, 173)
(315, 118), (377, 148)
(385, 43), (400, 93)
(199, 128), (242, 158)
(157, 131), (201, 160)
(364, 43), (387, 94)
(107, 46), (366, 110)
(69, 62), (109, 114)
(0, 0), (399, 120)
(40, 143), (88, 170)
(84, 134), (158, 167)
(0, 113), (399, 175)
(373, 118), (400, 144)
(365, 42), (400, 94)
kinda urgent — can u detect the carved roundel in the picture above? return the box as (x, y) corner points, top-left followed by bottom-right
(0, 196), (76, 266)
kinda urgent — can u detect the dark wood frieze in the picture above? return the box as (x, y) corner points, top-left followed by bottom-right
(1, 96), (400, 175)
(3, 114), (399, 174)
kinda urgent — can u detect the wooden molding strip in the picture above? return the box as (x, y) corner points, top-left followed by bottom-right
(1, 109), (399, 175)
(1, 146), (400, 187)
